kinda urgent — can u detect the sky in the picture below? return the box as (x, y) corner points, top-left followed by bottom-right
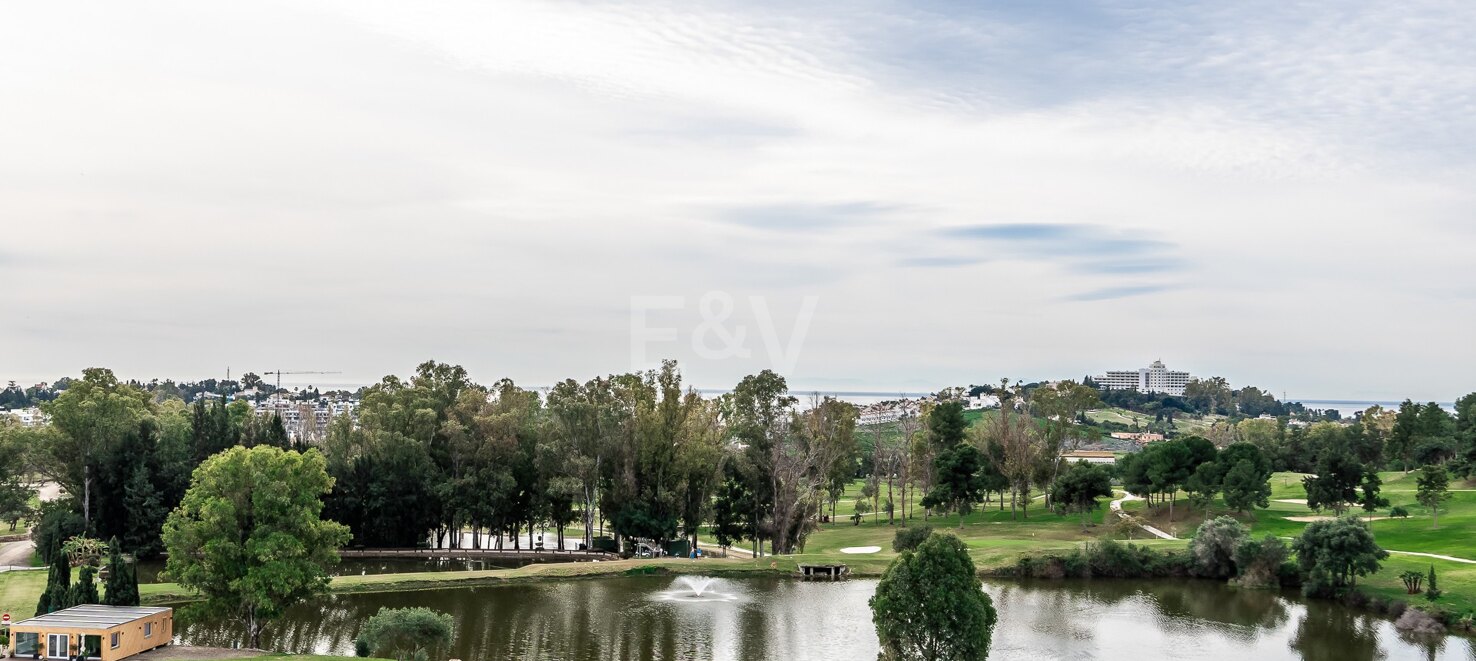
(2, 1), (1474, 401)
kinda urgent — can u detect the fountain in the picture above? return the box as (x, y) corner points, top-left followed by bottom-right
(679, 576), (714, 597)
(652, 576), (738, 603)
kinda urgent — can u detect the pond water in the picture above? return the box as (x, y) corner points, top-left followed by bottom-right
(173, 576), (1475, 660)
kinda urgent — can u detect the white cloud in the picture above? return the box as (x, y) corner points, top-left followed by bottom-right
(0, 0), (1472, 400)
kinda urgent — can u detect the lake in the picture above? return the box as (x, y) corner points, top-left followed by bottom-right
(173, 576), (1473, 660)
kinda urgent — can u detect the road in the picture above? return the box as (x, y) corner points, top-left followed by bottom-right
(0, 482), (63, 570)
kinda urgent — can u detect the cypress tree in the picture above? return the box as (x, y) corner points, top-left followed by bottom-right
(69, 565), (100, 606)
(35, 540), (72, 614)
(102, 538), (142, 607)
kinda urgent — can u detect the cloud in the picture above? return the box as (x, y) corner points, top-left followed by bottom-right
(1063, 284), (1175, 302)
(933, 222), (1184, 278)
(714, 202), (900, 233)
(895, 255), (984, 268)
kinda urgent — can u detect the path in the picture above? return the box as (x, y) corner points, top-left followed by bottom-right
(0, 482), (63, 571)
(1108, 491), (1177, 540)
(1386, 550), (1476, 565)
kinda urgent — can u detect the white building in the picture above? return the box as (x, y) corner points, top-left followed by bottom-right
(3, 407), (48, 427)
(1094, 360), (1193, 397)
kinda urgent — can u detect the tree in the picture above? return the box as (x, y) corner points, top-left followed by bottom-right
(35, 538), (72, 615)
(1049, 461), (1113, 530)
(870, 533), (996, 660)
(1414, 464), (1451, 529)
(1426, 565), (1441, 601)
(39, 368), (152, 528)
(69, 565), (101, 606)
(1302, 453), (1363, 516)
(1357, 470), (1388, 520)
(162, 446), (351, 648)
(1190, 516), (1247, 579)
(1219, 443), (1272, 515)
(103, 537), (140, 606)
(356, 607), (455, 661)
(1292, 517), (1387, 597)
(892, 525), (933, 552)
(922, 443), (987, 528)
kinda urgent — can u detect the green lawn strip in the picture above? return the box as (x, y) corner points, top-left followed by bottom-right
(0, 568), (48, 620)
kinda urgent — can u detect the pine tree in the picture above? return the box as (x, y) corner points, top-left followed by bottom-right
(122, 465), (165, 557)
(35, 540), (72, 614)
(1426, 565), (1441, 601)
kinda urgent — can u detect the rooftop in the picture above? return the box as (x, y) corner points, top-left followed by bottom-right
(14, 605), (170, 630)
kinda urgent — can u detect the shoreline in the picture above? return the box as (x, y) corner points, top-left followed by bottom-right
(139, 555), (899, 605)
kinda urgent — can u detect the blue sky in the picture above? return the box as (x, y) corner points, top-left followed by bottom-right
(1, 1), (1473, 401)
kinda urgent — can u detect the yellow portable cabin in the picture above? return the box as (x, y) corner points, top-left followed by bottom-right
(10, 605), (173, 661)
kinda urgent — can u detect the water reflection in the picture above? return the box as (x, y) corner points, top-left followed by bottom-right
(173, 577), (1473, 661)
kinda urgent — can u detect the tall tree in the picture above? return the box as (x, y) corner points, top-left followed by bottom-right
(102, 537), (140, 606)
(1303, 453), (1364, 516)
(921, 443), (986, 528)
(1415, 464), (1451, 529)
(162, 446), (351, 648)
(40, 368), (152, 528)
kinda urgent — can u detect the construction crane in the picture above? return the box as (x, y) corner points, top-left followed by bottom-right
(262, 370), (342, 391)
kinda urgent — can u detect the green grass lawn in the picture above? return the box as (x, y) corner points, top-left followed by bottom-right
(1116, 471), (1476, 613)
(0, 569), (46, 620)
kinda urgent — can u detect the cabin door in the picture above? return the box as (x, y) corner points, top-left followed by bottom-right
(46, 634), (69, 659)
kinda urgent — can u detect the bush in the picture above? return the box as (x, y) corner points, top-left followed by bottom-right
(1234, 535), (1288, 588)
(892, 526), (933, 553)
(354, 637), (371, 658)
(1387, 599), (1408, 619)
(1190, 516), (1247, 579)
(358, 607), (455, 661)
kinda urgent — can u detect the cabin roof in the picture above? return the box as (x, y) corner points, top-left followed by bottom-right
(13, 605), (171, 630)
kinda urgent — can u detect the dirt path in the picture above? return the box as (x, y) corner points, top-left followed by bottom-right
(1109, 491), (1177, 540)
(1386, 550), (1476, 565)
(132, 646), (263, 661)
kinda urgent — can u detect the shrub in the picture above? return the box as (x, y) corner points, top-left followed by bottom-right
(892, 525), (933, 553)
(1425, 565), (1441, 601)
(1389, 505), (1410, 520)
(1190, 517), (1247, 579)
(1387, 600), (1408, 619)
(354, 637), (371, 658)
(358, 607), (456, 661)
(1234, 535), (1288, 588)
(1400, 570), (1424, 594)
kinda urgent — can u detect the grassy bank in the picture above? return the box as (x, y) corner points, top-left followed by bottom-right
(136, 556), (835, 605)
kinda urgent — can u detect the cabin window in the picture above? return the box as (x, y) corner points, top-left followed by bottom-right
(110, 632), (120, 649)
(82, 635), (102, 659)
(144, 622), (153, 638)
(13, 632), (38, 656)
